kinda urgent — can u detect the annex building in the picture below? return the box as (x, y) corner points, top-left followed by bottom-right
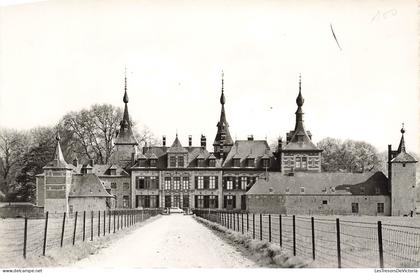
(36, 74), (417, 216)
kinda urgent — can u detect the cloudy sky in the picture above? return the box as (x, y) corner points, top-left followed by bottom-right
(0, 0), (418, 153)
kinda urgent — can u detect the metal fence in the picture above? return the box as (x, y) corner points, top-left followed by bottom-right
(194, 210), (420, 268)
(0, 208), (161, 262)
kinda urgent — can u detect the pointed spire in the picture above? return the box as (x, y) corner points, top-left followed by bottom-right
(44, 130), (70, 169)
(114, 68), (138, 146)
(123, 67), (129, 103)
(220, 70), (226, 105)
(296, 73), (304, 107)
(398, 123), (406, 153)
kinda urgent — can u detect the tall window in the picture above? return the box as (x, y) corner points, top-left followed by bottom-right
(262, 159), (270, 168)
(182, 177), (189, 190)
(247, 158), (254, 167)
(123, 196), (129, 208)
(123, 183), (130, 190)
(241, 177), (247, 190)
(351, 203), (359, 213)
(173, 177), (180, 190)
(170, 156), (176, 167)
(302, 157), (307, 169)
(164, 177), (171, 190)
(209, 195), (217, 208)
(300, 187), (305, 194)
(149, 176), (158, 189)
(197, 195), (204, 208)
(197, 176), (204, 189)
(150, 159), (157, 168)
(209, 176), (216, 189)
(178, 156), (184, 167)
(227, 179), (233, 190)
(295, 157), (301, 168)
(377, 203), (384, 213)
(136, 177), (145, 189)
(111, 182), (117, 189)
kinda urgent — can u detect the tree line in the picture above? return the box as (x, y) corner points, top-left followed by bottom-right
(0, 104), (156, 203)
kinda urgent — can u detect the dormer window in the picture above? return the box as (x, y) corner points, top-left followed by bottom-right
(262, 158), (270, 168)
(247, 158), (254, 168)
(197, 158), (205, 167)
(149, 159), (157, 168)
(209, 159), (216, 167)
(233, 158), (240, 167)
(169, 156), (176, 167)
(138, 158), (146, 167)
(109, 169), (116, 175)
(178, 156), (184, 168)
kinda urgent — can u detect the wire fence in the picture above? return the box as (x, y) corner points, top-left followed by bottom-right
(194, 210), (420, 268)
(0, 208), (161, 264)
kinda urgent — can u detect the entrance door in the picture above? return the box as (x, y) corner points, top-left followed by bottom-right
(241, 195), (246, 210)
(165, 195), (171, 208)
(173, 195), (180, 208)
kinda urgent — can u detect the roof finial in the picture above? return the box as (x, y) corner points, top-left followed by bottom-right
(401, 122), (405, 134)
(220, 70), (226, 105)
(296, 73), (304, 107)
(123, 66), (129, 103)
(56, 131), (61, 141)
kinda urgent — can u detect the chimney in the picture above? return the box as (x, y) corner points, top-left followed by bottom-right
(247, 135), (254, 141)
(200, 135), (206, 148)
(89, 159), (94, 167)
(278, 138), (283, 151)
(72, 157), (78, 167)
(131, 152), (135, 165)
(162, 135), (166, 147)
(188, 135), (192, 147)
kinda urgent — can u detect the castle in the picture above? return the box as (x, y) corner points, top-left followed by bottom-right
(36, 74), (417, 216)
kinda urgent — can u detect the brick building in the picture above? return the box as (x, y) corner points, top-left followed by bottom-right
(36, 73), (417, 216)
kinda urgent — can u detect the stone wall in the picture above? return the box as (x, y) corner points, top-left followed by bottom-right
(247, 194), (391, 216)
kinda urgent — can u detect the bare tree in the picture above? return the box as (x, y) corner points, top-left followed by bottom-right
(0, 128), (30, 188)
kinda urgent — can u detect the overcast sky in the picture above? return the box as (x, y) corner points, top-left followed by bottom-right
(0, 0), (418, 153)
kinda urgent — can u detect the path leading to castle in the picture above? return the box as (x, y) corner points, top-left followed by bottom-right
(74, 214), (256, 268)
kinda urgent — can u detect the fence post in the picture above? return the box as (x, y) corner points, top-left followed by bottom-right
(237, 213), (239, 232)
(260, 214), (263, 240)
(108, 210), (111, 234)
(103, 211), (106, 236)
(42, 211), (49, 256)
(293, 215), (296, 256)
(252, 213), (255, 239)
(311, 216), (315, 260)
(336, 218), (341, 268)
(247, 213), (249, 232)
(279, 214), (282, 247)
(73, 211), (78, 245)
(113, 210), (116, 233)
(233, 212), (236, 231)
(269, 214), (272, 242)
(98, 210), (100, 237)
(378, 221), (384, 268)
(23, 217), (28, 259)
(61, 212), (66, 247)
(83, 211), (86, 241)
(241, 213), (244, 234)
(91, 211), (93, 241)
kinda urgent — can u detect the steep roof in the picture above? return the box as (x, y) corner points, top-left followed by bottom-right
(247, 171), (389, 195)
(114, 75), (138, 146)
(69, 174), (113, 198)
(391, 126), (417, 163)
(213, 73), (234, 148)
(167, 135), (188, 153)
(283, 76), (321, 152)
(44, 133), (72, 170)
(223, 140), (273, 168)
(73, 164), (129, 176)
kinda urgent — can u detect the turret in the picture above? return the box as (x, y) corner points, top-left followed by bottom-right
(390, 124), (417, 216)
(213, 71), (234, 160)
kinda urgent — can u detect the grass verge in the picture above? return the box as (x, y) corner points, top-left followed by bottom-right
(194, 215), (311, 268)
(2, 215), (161, 268)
